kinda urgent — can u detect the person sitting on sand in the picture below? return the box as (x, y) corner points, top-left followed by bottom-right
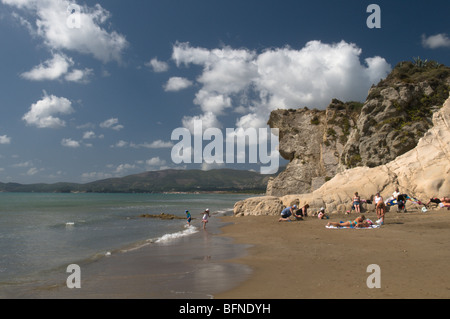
(393, 187), (406, 212)
(317, 207), (328, 219)
(353, 192), (361, 213)
(327, 215), (368, 228)
(279, 205), (297, 222)
(293, 204), (309, 220)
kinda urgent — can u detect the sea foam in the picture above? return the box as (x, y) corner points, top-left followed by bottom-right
(154, 225), (199, 243)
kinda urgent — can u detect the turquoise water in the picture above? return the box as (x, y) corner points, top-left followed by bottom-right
(0, 192), (250, 294)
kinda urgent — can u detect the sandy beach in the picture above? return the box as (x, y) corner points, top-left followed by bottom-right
(215, 208), (450, 299)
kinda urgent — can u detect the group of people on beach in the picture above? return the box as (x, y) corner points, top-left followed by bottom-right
(278, 187), (450, 227)
(278, 204), (328, 222)
(185, 208), (210, 229)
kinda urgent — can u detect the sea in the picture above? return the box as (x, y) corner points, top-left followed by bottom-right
(0, 192), (253, 299)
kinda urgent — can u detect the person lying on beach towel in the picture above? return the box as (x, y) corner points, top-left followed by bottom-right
(326, 215), (374, 228)
(426, 197), (450, 208)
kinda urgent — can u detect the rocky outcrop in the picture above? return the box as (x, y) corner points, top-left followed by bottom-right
(266, 100), (362, 196)
(234, 94), (450, 216)
(266, 61), (450, 197)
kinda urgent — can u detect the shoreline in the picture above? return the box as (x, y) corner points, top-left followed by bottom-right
(3, 210), (252, 299)
(215, 208), (450, 299)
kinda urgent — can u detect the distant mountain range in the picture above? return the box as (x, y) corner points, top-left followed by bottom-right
(0, 168), (279, 193)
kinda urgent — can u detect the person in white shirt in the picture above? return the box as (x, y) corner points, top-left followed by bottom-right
(374, 192), (385, 225)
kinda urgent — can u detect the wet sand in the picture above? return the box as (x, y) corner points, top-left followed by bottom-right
(215, 208), (450, 299)
(5, 214), (252, 299)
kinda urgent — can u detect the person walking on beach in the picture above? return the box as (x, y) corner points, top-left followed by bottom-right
(201, 208), (210, 229)
(185, 210), (191, 227)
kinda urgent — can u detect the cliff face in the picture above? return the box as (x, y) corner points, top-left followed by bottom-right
(266, 100), (361, 196)
(234, 93), (450, 216)
(267, 61), (450, 197)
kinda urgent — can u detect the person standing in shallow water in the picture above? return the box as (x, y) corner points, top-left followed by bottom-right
(201, 208), (210, 229)
(185, 210), (191, 227)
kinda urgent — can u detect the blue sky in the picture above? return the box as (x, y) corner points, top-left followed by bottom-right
(0, 0), (449, 184)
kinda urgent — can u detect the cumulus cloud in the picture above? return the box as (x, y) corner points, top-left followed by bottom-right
(146, 57), (169, 72)
(100, 118), (124, 131)
(82, 131), (96, 139)
(164, 77), (193, 92)
(112, 139), (173, 149)
(61, 138), (80, 148)
(134, 140), (174, 149)
(21, 53), (72, 81)
(64, 67), (93, 83)
(0, 135), (11, 144)
(20, 52), (93, 82)
(182, 112), (222, 136)
(422, 33), (450, 49)
(2, 0), (128, 63)
(23, 92), (74, 128)
(145, 157), (166, 167)
(170, 41), (391, 131)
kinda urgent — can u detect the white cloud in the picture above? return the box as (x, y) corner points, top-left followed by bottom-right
(114, 163), (136, 174)
(100, 118), (124, 131)
(21, 53), (72, 81)
(132, 140), (174, 149)
(20, 52), (93, 83)
(164, 77), (193, 92)
(64, 67), (93, 83)
(422, 33), (450, 49)
(171, 41), (391, 131)
(146, 57), (169, 72)
(182, 112), (222, 136)
(82, 131), (96, 139)
(61, 138), (80, 148)
(23, 92), (74, 128)
(0, 135), (11, 144)
(3, 0), (128, 63)
(145, 157), (166, 167)
(81, 171), (113, 181)
(112, 139), (173, 149)
(26, 167), (40, 176)
(112, 140), (128, 148)
(193, 89), (232, 114)
(12, 160), (33, 168)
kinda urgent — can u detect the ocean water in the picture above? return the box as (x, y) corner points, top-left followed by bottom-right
(0, 192), (251, 298)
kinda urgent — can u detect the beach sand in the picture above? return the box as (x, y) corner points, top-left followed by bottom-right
(215, 208), (450, 299)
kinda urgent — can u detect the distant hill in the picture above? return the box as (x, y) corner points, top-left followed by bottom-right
(0, 168), (279, 193)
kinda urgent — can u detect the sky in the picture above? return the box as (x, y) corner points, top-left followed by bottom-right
(0, 0), (449, 184)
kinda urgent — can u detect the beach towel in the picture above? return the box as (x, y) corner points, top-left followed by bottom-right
(325, 219), (380, 229)
(385, 196), (397, 207)
(405, 195), (424, 206)
(326, 224), (380, 229)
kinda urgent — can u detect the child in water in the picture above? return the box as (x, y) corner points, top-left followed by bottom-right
(185, 210), (191, 227)
(201, 208), (210, 229)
